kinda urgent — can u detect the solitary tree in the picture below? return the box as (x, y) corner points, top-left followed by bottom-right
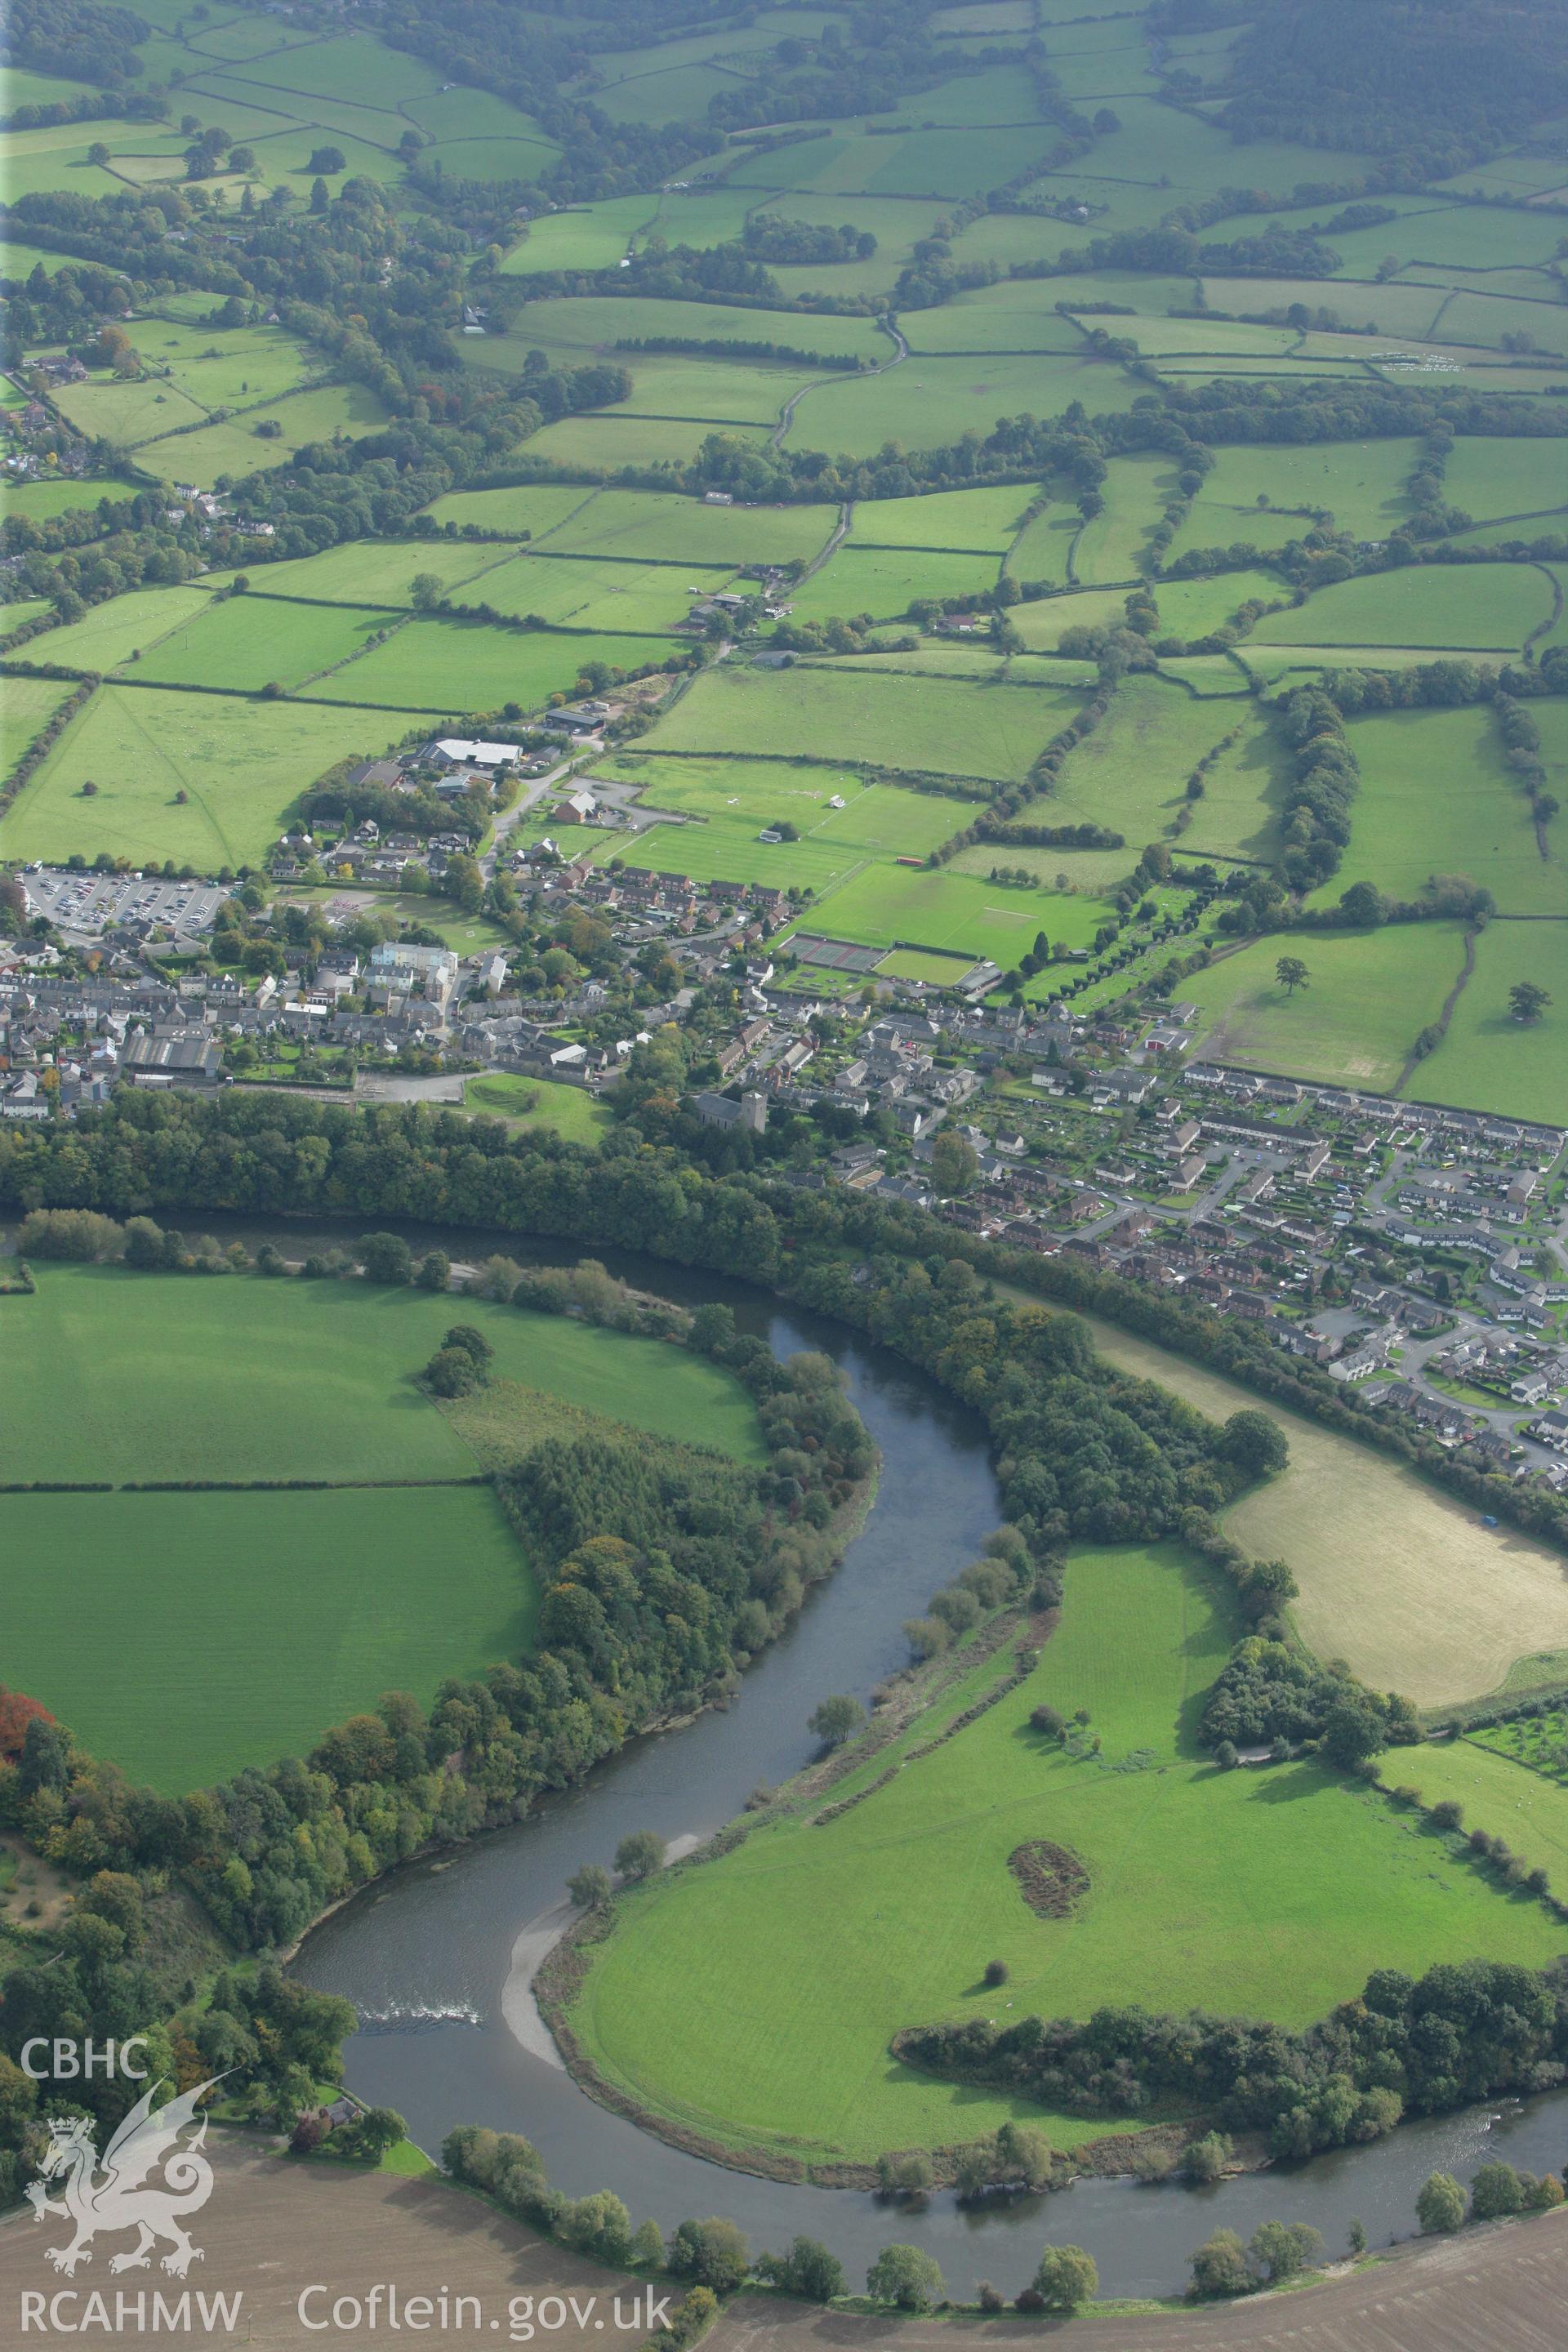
(666, 2217), (750, 2292)
(1468, 2163), (1525, 2220)
(614, 1829), (665, 1882)
(931, 1131), (978, 1196)
(1246, 2221), (1322, 2284)
(808, 1694), (866, 1748)
(1187, 2229), (1250, 2299)
(1029, 2245), (1098, 2311)
(1276, 955), (1311, 996)
(410, 572), (443, 611)
(1222, 1408), (1288, 1480)
(866, 2245), (944, 2312)
(1508, 980), (1551, 1023)
(567, 1863), (612, 1910)
(357, 1230), (412, 1284)
(756, 2238), (844, 2301)
(1416, 2172), (1466, 2234)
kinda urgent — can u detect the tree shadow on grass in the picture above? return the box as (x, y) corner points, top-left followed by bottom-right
(1241, 1762), (1332, 1803)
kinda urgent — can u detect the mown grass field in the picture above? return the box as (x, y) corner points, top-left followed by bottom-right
(2, 1484), (540, 1792)
(571, 1543), (1565, 2164)
(790, 858), (1111, 962)
(604, 753), (964, 857)
(2, 1265), (763, 1485)
(1073, 1312), (1568, 1706)
(1413, 916), (1568, 1126)
(0, 684), (392, 871)
(131, 382), (392, 487)
(642, 661), (1076, 781)
(1179, 920), (1469, 1089)
(211, 538), (528, 608)
(1068, 452), (1179, 582)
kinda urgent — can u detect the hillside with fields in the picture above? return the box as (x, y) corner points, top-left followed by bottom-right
(12, 0), (1568, 2325)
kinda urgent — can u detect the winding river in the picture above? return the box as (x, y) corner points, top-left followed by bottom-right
(154, 1214), (1568, 2300)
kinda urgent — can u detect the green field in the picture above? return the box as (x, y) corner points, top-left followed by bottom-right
(788, 858), (1111, 963)
(2, 1485), (539, 1792)
(130, 383), (392, 487)
(500, 198), (663, 275)
(536, 488), (840, 569)
(1392, 1738), (1568, 1890)
(1316, 706), (1566, 918)
(782, 354), (1142, 459)
(211, 539), (531, 608)
(461, 1072), (615, 1143)
(590, 753), (967, 893)
(297, 618), (666, 714)
(851, 483), (1040, 551)
(1, 675), (76, 781)
(1046, 673), (1288, 861)
(1444, 438), (1568, 523)
(786, 544), (1000, 622)
(1411, 916), (1568, 1125)
(2, 1265), (762, 1485)
(134, 596), (393, 693)
(519, 414), (772, 471)
(1187, 441), (1421, 540)
(17, 583), (216, 675)
(417, 485), (602, 541)
(0, 1264), (764, 1790)
(0, 684), (403, 870)
(0, 478), (124, 523)
(642, 661), (1078, 782)
(470, 554), (727, 634)
(1254, 564), (1554, 652)
(899, 291), (1093, 355)
(1181, 921), (1469, 1090)
(569, 1542), (1566, 2165)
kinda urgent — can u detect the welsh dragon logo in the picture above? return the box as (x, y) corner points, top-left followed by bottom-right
(26, 2077), (225, 2278)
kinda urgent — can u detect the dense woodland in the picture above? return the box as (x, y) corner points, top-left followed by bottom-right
(897, 1953), (1568, 2161)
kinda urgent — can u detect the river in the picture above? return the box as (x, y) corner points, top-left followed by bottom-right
(55, 1209), (1568, 2300)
